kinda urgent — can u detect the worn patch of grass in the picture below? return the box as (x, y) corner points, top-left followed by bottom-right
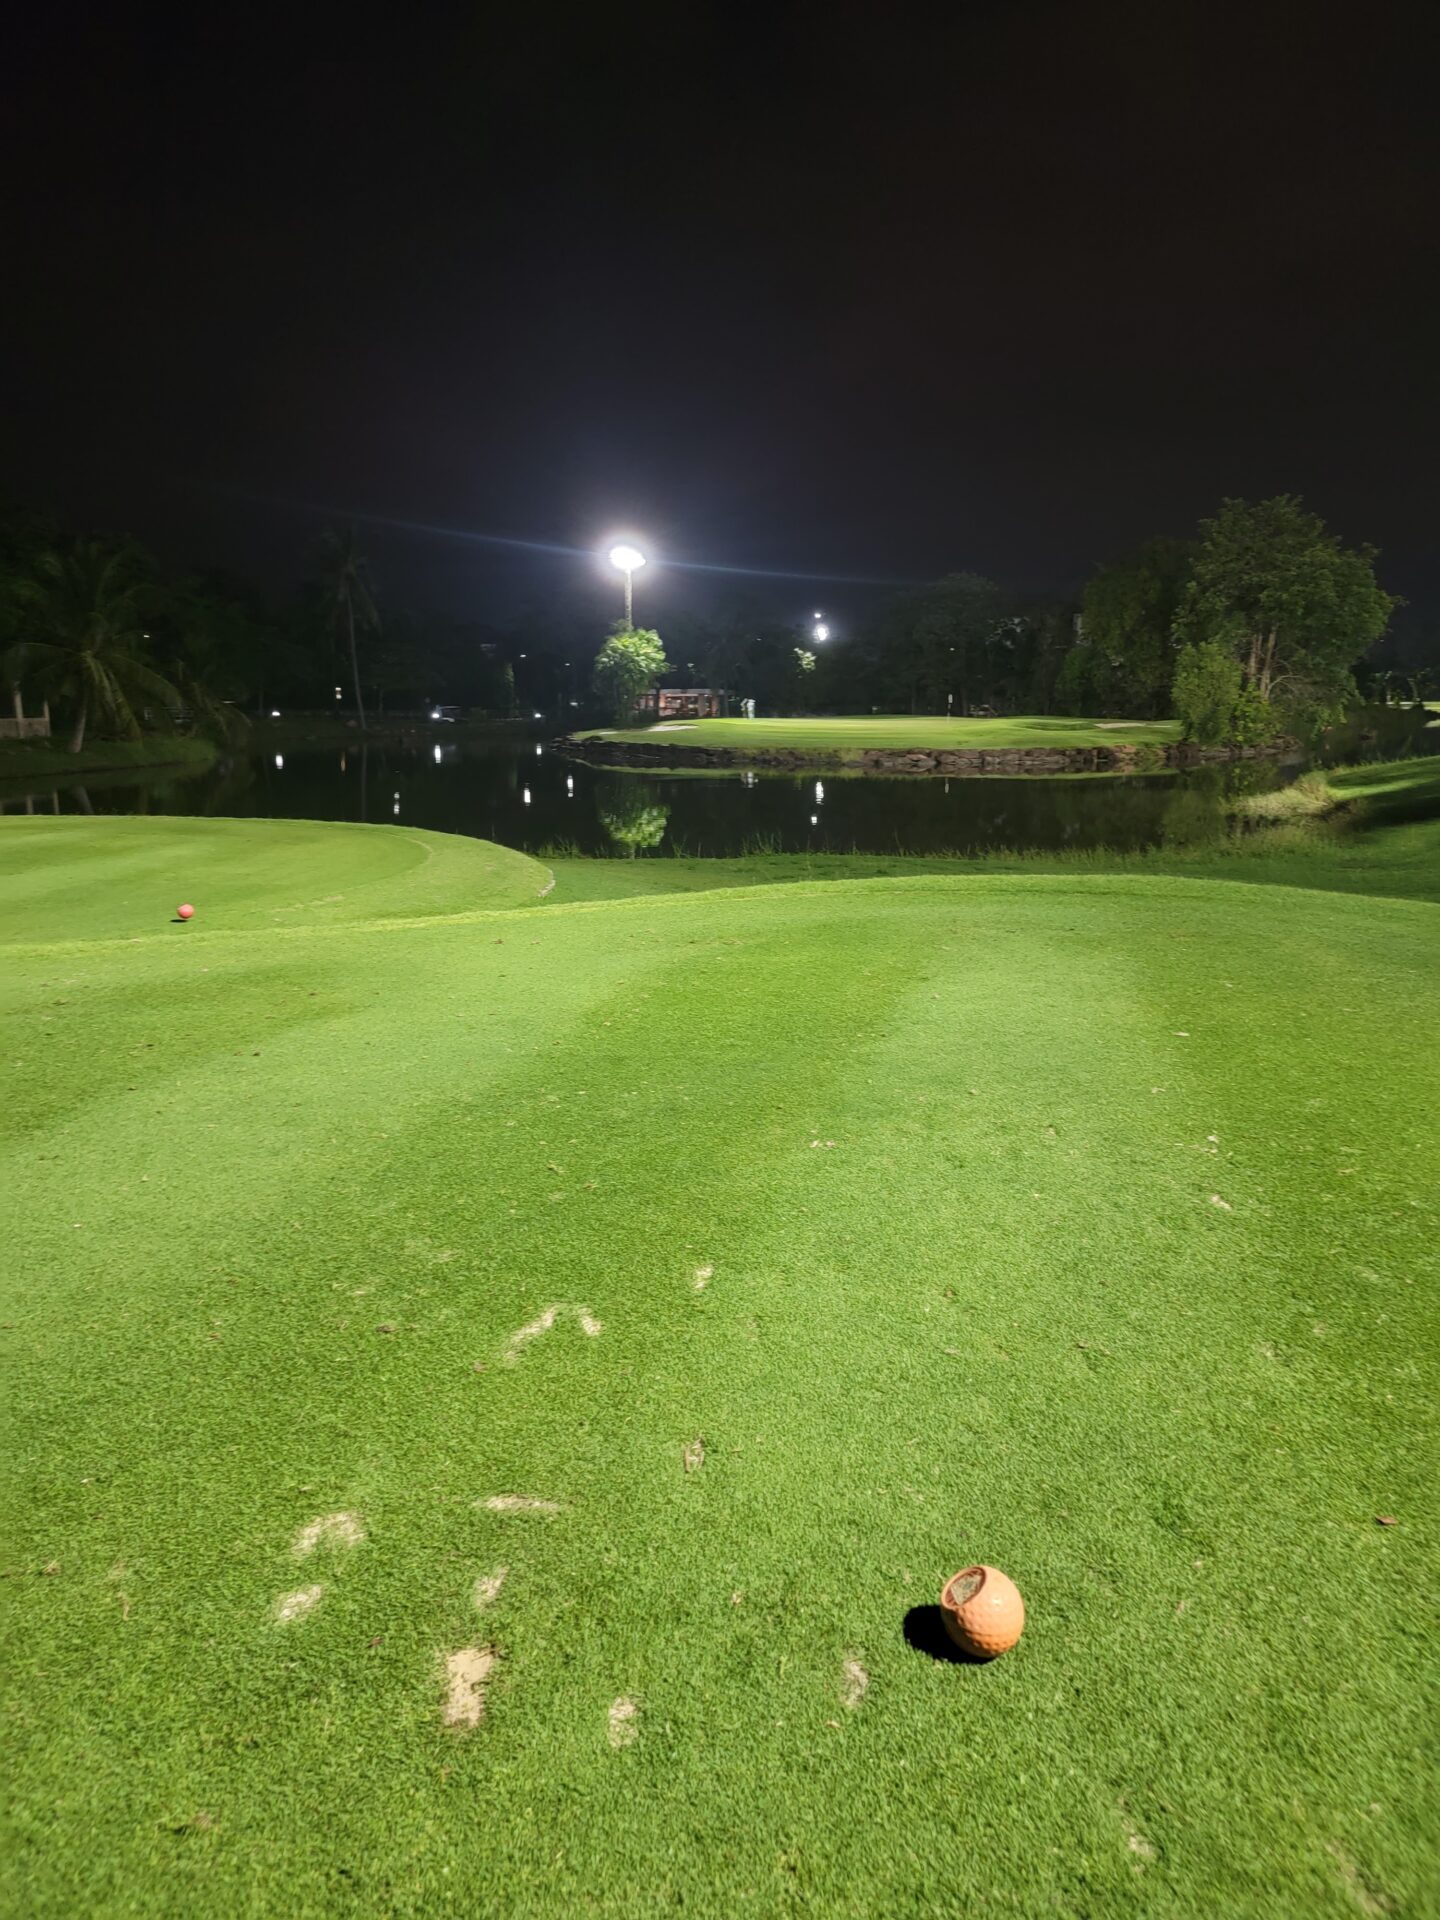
(3, 813), (1438, 1917)
(1234, 769), (1336, 823)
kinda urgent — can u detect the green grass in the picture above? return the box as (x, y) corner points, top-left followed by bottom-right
(0, 734), (221, 782)
(579, 713), (1182, 754)
(0, 816), (550, 946)
(546, 757), (1440, 908)
(3, 802), (1438, 1917)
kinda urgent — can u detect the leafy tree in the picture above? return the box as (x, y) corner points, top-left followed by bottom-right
(1176, 497), (1396, 736)
(591, 624), (667, 722)
(1079, 539), (1192, 716)
(317, 528), (379, 730)
(1171, 637), (1242, 745)
(1006, 598), (1077, 714)
(3, 538), (181, 751)
(361, 608), (436, 715)
(879, 573), (1008, 713)
(1053, 636), (1110, 717)
(0, 508), (56, 721)
(144, 577), (269, 739)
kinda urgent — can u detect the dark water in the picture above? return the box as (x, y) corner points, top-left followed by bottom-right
(0, 741), (1293, 857)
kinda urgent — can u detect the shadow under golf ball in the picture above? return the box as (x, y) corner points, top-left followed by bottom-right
(902, 1604), (993, 1666)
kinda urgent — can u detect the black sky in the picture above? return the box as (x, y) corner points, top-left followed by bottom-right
(4, 1), (1438, 636)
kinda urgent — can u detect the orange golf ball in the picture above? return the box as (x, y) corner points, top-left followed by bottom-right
(940, 1564), (1025, 1659)
(177, 904), (195, 920)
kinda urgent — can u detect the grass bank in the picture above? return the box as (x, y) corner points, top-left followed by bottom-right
(3, 802), (1437, 1917)
(0, 734), (220, 783)
(546, 755), (1440, 907)
(578, 713), (1182, 754)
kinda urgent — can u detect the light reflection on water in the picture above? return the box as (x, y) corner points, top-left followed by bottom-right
(0, 740), (1295, 858)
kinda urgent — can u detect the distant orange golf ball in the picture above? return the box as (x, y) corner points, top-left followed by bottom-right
(176, 903), (195, 920)
(940, 1564), (1025, 1659)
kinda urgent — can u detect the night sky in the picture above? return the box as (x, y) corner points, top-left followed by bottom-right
(5, 2), (1437, 638)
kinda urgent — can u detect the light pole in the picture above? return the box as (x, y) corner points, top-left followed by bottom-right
(609, 544), (646, 627)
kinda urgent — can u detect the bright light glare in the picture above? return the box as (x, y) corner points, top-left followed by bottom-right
(430, 708), (441, 719)
(609, 544), (646, 573)
(815, 780), (825, 803)
(566, 775), (574, 794)
(270, 708), (281, 718)
(274, 753), (284, 769)
(810, 814), (819, 825)
(813, 622), (830, 642)
(522, 786), (532, 805)
(433, 744), (442, 764)
(536, 744), (543, 757)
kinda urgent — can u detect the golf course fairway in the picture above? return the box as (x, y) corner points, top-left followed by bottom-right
(3, 814), (1437, 1917)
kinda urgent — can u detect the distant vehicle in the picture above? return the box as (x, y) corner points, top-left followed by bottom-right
(429, 705), (461, 723)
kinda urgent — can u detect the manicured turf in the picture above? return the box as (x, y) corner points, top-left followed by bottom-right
(0, 815), (549, 945)
(579, 713), (1181, 753)
(4, 807), (1438, 1917)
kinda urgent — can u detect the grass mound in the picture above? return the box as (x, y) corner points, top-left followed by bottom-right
(3, 816), (1437, 1916)
(0, 815), (551, 945)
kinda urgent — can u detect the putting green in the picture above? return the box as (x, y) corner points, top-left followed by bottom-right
(579, 713), (1181, 752)
(3, 816), (1437, 1917)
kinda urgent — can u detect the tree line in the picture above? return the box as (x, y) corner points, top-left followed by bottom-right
(599, 497), (1405, 743)
(0, 513), (523, 750)
(2, 494), (1416, 751)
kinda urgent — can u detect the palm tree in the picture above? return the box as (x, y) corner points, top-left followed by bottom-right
(318, 528), (379, 730)
(4, 539), (181, 752)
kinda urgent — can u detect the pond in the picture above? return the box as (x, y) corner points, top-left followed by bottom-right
(0, 740), (1295, 858)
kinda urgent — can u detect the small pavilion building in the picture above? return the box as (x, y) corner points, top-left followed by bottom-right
(636, 687), (731, 720)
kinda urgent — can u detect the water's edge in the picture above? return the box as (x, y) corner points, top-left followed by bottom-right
(557, 734), (1287, 775)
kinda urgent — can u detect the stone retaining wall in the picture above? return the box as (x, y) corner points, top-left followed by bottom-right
(556, 735), (1288, 775)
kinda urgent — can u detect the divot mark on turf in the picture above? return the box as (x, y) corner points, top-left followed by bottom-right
(607, 1696), (639, 1748)
(502, 1303), (602, 1364)
(472, 1567), (508, 1610)
(275, 1584), (325, 1623)
(480, 1495), (562, 1517)
(442, 1646), (497, 1729)
(692, 1264), (713, 1290)
(683, 1436), (706, 1473)
(1118, 1807), (1156, 1867)
(1325, 1841), (1395, 1916)
(292, 1511), (365, 1558)
(842, 1657), (869, 1710)
(504, 1304), (558, 1357)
